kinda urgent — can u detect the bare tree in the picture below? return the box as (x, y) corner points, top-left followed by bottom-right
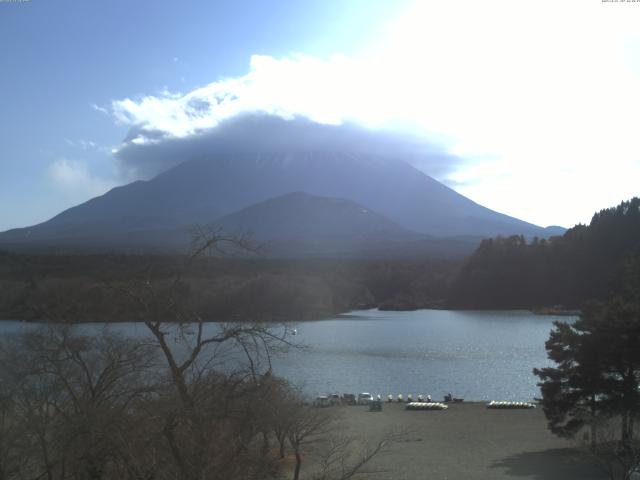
(282, 397), (407, 480)
(286, 402), (335, 480)
(116, 229), (294, 480)
(0, 326), (159, 480)
(261, 377), (298, 460)
(311, 429), (407, 480)
(0, 363), (22, 480)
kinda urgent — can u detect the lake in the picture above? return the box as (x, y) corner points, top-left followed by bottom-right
(0, 309), (574, 402)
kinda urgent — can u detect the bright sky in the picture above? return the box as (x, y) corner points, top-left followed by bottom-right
(1, 0), (639, 231)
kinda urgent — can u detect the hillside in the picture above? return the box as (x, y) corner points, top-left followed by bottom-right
(214, 192), (480, 258)
(448, 197), (640, 309)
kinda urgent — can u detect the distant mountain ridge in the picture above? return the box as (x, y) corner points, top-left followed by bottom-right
(0, 150), (564, 257)
(214, 192), (483, 258)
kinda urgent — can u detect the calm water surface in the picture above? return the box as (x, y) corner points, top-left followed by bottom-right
(0, 309), (575, 402)
(275, 309), (575, 401)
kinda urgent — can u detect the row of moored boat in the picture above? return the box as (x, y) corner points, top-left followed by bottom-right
(387, 394), (434, 403)
(406, 402), (449, 410)
(486, 401), (536, 409)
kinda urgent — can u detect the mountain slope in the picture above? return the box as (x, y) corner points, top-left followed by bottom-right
(0, 151), (559, 254)
(215, 191), (409, 239)
(212, 192), (480, 258)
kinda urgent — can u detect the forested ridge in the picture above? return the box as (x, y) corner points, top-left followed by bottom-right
(449, 197), (640, 309)
(0, 253), (459, 322)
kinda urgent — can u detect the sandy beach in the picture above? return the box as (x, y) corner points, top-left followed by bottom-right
(325, 402), (605, 480)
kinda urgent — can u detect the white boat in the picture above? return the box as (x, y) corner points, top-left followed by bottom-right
(406, 402), (448, 411)
(486, 400), (535, 409)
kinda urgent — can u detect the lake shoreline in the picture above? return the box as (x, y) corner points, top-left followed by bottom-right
(0, 305), (582, 324)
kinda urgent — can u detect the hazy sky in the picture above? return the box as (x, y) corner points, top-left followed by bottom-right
(1, 0), (639, 231)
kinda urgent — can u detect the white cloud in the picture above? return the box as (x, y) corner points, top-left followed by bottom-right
(91, 103), (109, 115)
(380, 0), (640, 227)
(109, 0), (640, 227)
(48, 159), (115, 197)
(111, 53), (361, 142)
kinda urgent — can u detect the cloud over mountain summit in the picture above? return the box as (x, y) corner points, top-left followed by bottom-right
(115, 113), (463, 180)
(109, 53), (463, 181)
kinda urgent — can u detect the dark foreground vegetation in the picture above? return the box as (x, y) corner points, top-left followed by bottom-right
(0, 251), (458, 322)
(534, 300), (640, 479)
(0, 328), (400, 480)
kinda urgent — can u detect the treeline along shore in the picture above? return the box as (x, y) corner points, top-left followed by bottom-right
(448, 197), (640, 310)
(1, 197), (638, 323)
(0, 253), (459, 322)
